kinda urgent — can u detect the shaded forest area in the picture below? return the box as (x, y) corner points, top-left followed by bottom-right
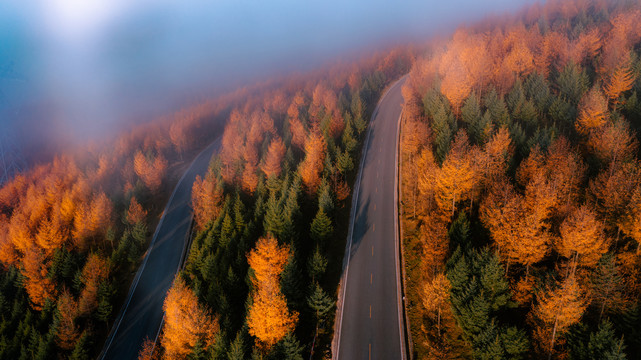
(155, 51), (412, 359)
(400, 0), (641, 359)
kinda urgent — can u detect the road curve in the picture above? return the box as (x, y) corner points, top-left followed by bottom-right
(101, 138), (221, 360)
(335, 77), (407, 360)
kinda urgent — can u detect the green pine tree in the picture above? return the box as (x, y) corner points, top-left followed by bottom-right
(264, 193), (286, 238)
(310, 209), (333, 245)
(557, 62), (589, 105)
(307, 246), (328, 281)
(69, 331), (91, 360)
(227, 331), (245, 360)
(317, 181), (334, 214)
(432, 103), (454, 164)
(483, 88), (509, 126)
(307, 282), (334, 320)
(278, 332), (304, 360)
(461, 93), (482, 125)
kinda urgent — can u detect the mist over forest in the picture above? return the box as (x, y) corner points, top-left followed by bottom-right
(0, 0), (532, 168)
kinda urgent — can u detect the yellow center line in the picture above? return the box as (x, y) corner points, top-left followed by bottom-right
(374, 203), (376, 211)
(372, 245), (374, 256)
(369, 343), (372, 360)
(375, 187), (378, 193)
(370, 273), (373, 284)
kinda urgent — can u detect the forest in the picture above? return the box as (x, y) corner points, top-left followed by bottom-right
(0, 44), (411, 358)
(155, 52), (411, 359)
(400, 0), (641, 359)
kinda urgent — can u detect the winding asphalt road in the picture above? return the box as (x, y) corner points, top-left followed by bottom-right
(100, 138), (221, 360)
(335, 77), (407, 360)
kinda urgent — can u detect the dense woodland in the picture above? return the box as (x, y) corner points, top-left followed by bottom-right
(155, 53), (412, 359)
(400, 0), (641, 359)
(0, 44), (412, 358)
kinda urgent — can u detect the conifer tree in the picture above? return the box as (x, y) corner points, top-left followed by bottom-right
(310, 209), (333, 245)
(227, 331), (245, 360)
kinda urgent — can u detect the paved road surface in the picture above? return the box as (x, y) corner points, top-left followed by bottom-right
(101, 138), (221, 360)
(335, 77), (407, 360)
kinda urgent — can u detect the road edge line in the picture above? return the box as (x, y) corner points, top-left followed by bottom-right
(99, 139), (219, 359)
(332, 76), (405, 360)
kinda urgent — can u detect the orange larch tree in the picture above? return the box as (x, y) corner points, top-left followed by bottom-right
(557, 205), (609, 268)
(603, 54), (636, 107)
(78, 254), (110, 316)
(299, 132), (326, 195)
(434, 131), (478, 219)
(22, 248), (56, 309)
(162, 277), (219, 359)
(480, 179), (550, 274)
(241, 162), (259, 195)
(127, 196), (148, 225)
(590, 161), (641, 227)
(576, 86), (608, 135)
(261, 137), (286, 179)
(587, 118), (639, 165)
(34, 218), (64, 256)
(246, 236), (298, 349)
(532, 274), (587, 359)
(477, 126), (513, 186)
(440, 59), (471, 115)
(57, 290), (80, 350)
(134, 150), (168, 192)
(422, 273), (451, 336)
(191, 169), (224, 231)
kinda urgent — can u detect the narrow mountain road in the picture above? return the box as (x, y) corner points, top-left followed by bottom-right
(101, 138), (221, 360)
(335, 76), (407, 360)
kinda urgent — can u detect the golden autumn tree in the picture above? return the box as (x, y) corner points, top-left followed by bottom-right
(191, 169), (224, 231)
(480, 179), (550, 274)
(557, 205), (609, 269)
(169, 116), (190, 157)
(576, 86), (608, 135)
(299, 132), (326, 195)
(590, 161), (641, 227)
(0, 216), (17, 266)
(162, 277), (219, 359)
(261, 137), (286, 179)
(419, 212), (449, 276)
(72, 191), (114, 250)
(404, 118), (432, 217)
(34, 218), (64, 255)
(22, 248), (56, 309)
(619, 188), (641, 245)
(422, 273), (451, 336)
(416, 148), (438, 215)
(246, 236), (298, 349)
(587, 118), (639, 165)
(78, 254), (110, 316)
(241, 162), (259, 195)
(440, 59), (471, 115)
(532, 274), (587, 359)
(134, 150), (168, 192)
(477, 126), (512, 185)
(57, 290), (80, 350)
(434, 131), (478, 219)
(504, 38), (535, 78)
(603, 55), (636, 107)
(127, 196), (148, 225)
(138, 338), (156, 360)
